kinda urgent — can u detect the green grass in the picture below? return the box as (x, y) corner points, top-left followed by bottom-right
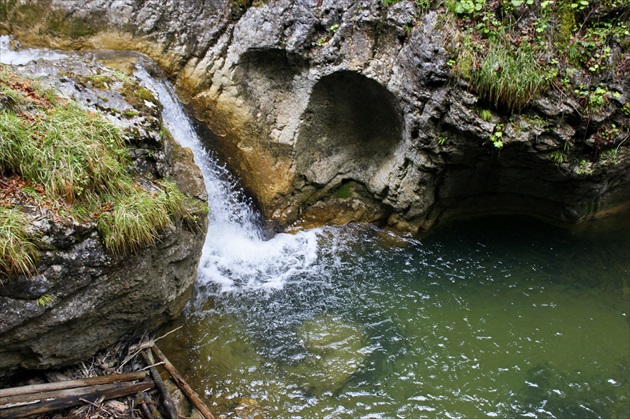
(0, 207), (38, 277)
(0, 104), (130, 202)
(98, 179), (206, 256)
(470, 44), (550, 113)
(0, 65), (206, 274)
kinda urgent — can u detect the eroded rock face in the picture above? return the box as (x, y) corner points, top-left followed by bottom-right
(0, 55), (208, 383)
(2, 0), (629, 233)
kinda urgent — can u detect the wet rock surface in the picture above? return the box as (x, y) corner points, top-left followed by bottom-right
(0, 55), (208, 383)
(2, 0), (629, 233)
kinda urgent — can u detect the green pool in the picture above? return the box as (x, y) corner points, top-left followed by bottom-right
(160, 214), (630, 418)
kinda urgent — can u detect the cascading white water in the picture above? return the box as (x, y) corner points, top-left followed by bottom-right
(0, 36), (66, 65)
(133, 64), (324, 293)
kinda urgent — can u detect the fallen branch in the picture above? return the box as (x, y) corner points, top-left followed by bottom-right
(0, 381), (154, 419)
(0, 371), (147, 402)
(142, 349), (179, 419)
(151, 344), (216, 419)
(141, 391), (163, 419)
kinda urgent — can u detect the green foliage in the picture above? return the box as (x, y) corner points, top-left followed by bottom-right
(489, 123), (505, 149)
(450, 35), (478, 79)
(550, 150), (567, 164)
(510, 0), (534, 6)
(36, 294), (53, 306)
(447, 0), (486, 14)
(0, 65), (206, 267)
(575, 159), (593, 175)
(0, 207), (38, 277)
(574, 85), (616, 111)
(437, 133), (448, 145)
(315, 24), (342, 46)
(622, 102), (630, 116)
(479, 109), (493, 121)
(470, 44), (550, 113)
(381, 0), (403, 6)
(567, 21), (629, 73)
(414, 0), (434, 13)
(445, 0), (628, 120)
(601, 148), (619, 164)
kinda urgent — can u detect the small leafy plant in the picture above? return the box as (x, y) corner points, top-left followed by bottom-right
(36, 294), (53, 306)
(550, 150), (567, 164)
(489, 123), (505, 149)
(575, 159), (593, 175)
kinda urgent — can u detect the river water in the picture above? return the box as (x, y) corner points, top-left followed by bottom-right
(3, 39), (629, 418)
(139, 64), (630, 418)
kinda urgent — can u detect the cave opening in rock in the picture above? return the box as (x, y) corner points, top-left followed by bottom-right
(295, 70), (402, 186)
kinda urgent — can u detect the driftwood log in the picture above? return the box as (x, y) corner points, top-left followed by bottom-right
(0, 380), (154, 418)
(0, 372), (147, 401)
(142, 349), (179, 419)
(0, 342), (216, 419)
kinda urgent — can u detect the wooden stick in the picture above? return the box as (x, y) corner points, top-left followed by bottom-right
(139, 400), (153, 419)
(0, 372), (147, 400)
(0, 381), (154, 419)
(142, 391), (163, 419)
(150, 345), (216, 419)
(1, 382), (145, 407)
(142, 349), (179, 419)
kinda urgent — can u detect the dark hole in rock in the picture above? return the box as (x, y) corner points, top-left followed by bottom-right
(296, 70), (402, 185)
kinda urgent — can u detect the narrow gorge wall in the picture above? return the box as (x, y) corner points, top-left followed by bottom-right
(2, 0), (629, 233)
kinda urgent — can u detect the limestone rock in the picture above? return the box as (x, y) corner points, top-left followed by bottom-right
(2, 0), (629, 233)
(0, 55), (208, 383)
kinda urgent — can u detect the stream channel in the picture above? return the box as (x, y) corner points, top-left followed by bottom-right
(3, 41), (629, 418)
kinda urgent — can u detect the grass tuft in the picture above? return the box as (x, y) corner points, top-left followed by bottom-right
(470, 44), (550, 113)
(0, 104), (130, 202)
(98, 179), (206, 256)
(0, 207), (38, 277)
(98, 186), (173, 256)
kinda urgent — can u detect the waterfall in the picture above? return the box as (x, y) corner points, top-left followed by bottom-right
(134, 64), (323, 293)
(0, 36), (322, 293)
(0, 36), (65, 64)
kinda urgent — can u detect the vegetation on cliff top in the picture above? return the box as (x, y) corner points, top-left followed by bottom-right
(444, 0), (628, 112)
(0, 65), (206, 277)
(433, 0), (629, 157)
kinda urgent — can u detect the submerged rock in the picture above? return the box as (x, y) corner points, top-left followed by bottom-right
(291, 314), (368, 395)
(2, 0), (629, 233)
(0, 54), (208, 383)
